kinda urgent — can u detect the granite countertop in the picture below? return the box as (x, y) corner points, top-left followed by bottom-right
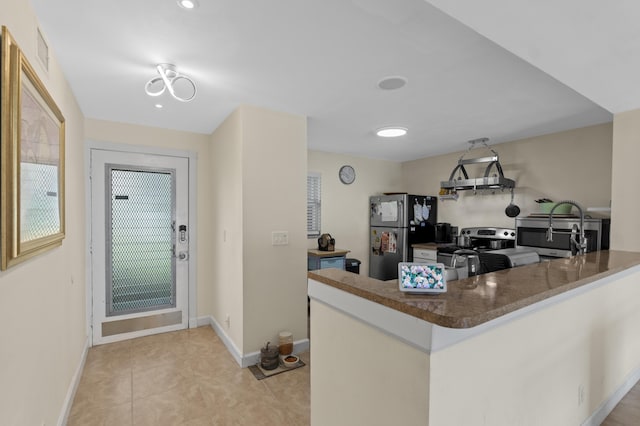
(308, 250), (640, 329)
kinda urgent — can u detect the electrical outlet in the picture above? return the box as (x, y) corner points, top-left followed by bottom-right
(272, 231), (289, 246)
(578, 384), (585, 406)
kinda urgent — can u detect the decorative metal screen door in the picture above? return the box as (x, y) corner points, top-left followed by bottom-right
(90, 149), (189, 345)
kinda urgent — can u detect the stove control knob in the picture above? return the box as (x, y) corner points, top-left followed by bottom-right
(503, 231), (508, 236)
(511, 232), (515, 237)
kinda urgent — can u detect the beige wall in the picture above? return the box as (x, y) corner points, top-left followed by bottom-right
(307, 151), (403, 275)
(429, 268), (640, 425)
(310, 299), (430, 426)
(242, 106), (308, 353)
(0, 2), (87, 424)
(209, 110), (245, 352)
(211, 105), (308, 356)
(611, 109), (640, 251)
(311, 266), (640, 425)
(402, 123), (613, 230)
(84, 119), (213, 317)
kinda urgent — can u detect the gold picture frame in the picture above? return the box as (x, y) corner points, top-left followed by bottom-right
(1, 26), (65, 270)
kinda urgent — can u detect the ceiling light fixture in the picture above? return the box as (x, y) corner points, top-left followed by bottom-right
(376, 127), (407, 137)
(145, 63), (197, 102)
(177, 0), (198, 9)
(377, 76), (407, 91)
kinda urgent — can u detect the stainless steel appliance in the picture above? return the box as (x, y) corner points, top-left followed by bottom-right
(438, 227), (516, 266)
(516, 217), (610, 258)
(369, 194), (437, 280)
(436, 227), (539, 276)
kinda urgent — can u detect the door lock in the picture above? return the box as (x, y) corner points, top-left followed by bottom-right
(178, 251), (189, 261)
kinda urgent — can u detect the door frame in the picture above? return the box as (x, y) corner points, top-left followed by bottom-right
(84, 140), (198, 346)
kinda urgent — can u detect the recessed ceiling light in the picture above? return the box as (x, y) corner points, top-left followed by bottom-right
(177, 0), (198, 9)
(376, 127), (407, 137)
(155, 104), (163, 109)
(377, 76), (407, 91)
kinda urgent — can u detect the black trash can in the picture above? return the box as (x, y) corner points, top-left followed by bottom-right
(345, 258), (361, 274)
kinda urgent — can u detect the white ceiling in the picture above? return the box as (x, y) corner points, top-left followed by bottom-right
(29, 0), (635, 162)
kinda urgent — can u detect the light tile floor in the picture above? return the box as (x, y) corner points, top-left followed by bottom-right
(601, 379), (640, 425)
(67, 324), (640, 425)
(67, 327), (310, 426)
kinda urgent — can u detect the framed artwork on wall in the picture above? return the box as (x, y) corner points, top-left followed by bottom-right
(1, 26), (66, 270)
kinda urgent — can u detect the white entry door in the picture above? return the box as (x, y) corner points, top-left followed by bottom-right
(90, 148), (190, 345)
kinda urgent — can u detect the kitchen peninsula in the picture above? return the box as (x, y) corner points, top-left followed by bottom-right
(308, 251), (640, 425)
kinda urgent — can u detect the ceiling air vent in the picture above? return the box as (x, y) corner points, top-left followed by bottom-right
(36, 27), (49, 71)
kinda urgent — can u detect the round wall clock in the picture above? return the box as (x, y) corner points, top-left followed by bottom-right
(339, 165), (356, 185)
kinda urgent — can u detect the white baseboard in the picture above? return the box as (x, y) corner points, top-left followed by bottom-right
(197, 315), (310, 368)
(582, 366), (640, 426)
(198, 315), (244, 367)
(189, 317), (199, 328)
(57, 336), (90, 426)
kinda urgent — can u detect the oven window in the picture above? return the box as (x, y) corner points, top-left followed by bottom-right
(518, 227), (571, 249)
(518, 227), (599, 251)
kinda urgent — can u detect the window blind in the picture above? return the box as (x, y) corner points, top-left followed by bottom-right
(307, 173), (321, 238)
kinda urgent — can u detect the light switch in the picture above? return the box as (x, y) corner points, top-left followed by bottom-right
(272, 231), (289, 246)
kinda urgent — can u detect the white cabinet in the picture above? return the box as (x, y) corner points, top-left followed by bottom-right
(413, 248), (437, 262)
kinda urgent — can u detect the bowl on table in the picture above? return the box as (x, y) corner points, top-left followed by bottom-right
(282, 355), (300, 368)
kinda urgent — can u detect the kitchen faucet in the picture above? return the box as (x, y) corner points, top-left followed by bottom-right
(546, 200), (587, 255)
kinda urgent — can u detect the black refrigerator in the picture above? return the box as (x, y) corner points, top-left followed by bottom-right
(369, 194), (437, 280)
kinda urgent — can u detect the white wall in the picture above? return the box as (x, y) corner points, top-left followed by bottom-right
(308, 151), (403, 275)
(611, 108), (640, 252)
(402, 123), (613, 230)
(0, 3), (86, 424)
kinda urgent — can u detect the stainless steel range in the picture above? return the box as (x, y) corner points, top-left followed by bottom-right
(438, 227), (539, 275)
(437, 227), (515, 264)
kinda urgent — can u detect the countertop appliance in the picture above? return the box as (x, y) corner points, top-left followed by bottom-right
(435, 222), (455, 243)
(369, 194), (437, 280)
(516, 217), (610, 258)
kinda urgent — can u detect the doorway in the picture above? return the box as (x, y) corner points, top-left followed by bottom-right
(89, 146), (193, 345)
